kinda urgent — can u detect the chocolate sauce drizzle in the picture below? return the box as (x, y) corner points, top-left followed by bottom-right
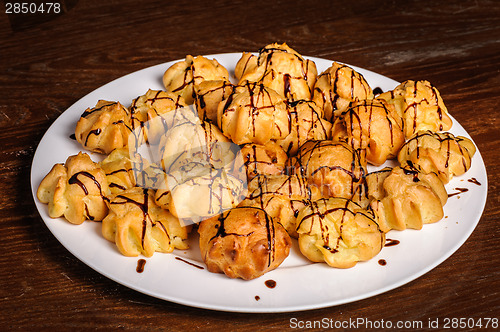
(80, 102), (117, 118)
(244, 144), (277, 176)
(401, 131), (472, 174)
(128, 91), (185, 146)
(175, 257), (204, 270)
(109, 183), (127, 191)
(342, 99), (400, 151)
(293, 140), (366, 201)
(402, 163), (421, 182)
(314, 63), (371, 122)
(171, 59), (195, 94)
(296, 198), (379, 254)
(385, 238), (400, 247)
(254, 45), (314, 97)
(283, 73), (292, 99)
(209, 207), (277, 268)
(285, 100), (330, 155)
(401, 81), (448, 134)
(111, 189), (169, 250)
(67, 170), (109, 221)
(196, 81), (233, 122)
(220, 82), (286, 141)
(468, 177), (481, 186)
(84, 128), (101, 145)
(79, 102), (133, 148)
(247, 173), (311, 219)
(448, 187), (469, 198)
(68, 171), (106, 197)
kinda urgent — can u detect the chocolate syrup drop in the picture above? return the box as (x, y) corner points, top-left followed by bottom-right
(265, 279), (276, 288)
(136, 259), (146, 273)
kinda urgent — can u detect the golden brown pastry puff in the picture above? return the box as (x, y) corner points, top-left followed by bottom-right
(217, 82), (291, 145)
(75, 100), (132, 154)
(295, 197), (385, 268)
(239, 174), (323, 238)
(294, 140), (367, 204)
(154, 187), (171, 210)
(240, 142), (288, 181)
(129, 89), (188, 144)
(331, 99), (405, 166)
(368, 166), (448, 232)
(100, 148), (137, 194)
(164, 163), (247, 223)
(100, 147), (169, 194)
(163, 55), (230, 104)
(378, 80), (452, 138)
(158, 106), (235, 174)
(198, 207), (292, 280)
(312, 62), (373, 123)
(194, 79), (234, 123)
(278, 100), (333, 156)
(398, 130), (476, 184)
(102, 187), (190, 257)
(235, 43), (318, 101)
(364, 167), (392, 202)
(37, 152), (110, 225)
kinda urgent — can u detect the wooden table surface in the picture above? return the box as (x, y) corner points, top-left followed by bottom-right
(1, 0), (499, 330)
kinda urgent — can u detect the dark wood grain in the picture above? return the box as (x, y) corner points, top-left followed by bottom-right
(1, 0), (499, 330)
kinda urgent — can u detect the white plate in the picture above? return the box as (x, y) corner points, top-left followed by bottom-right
(30, 53), (488, 313)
